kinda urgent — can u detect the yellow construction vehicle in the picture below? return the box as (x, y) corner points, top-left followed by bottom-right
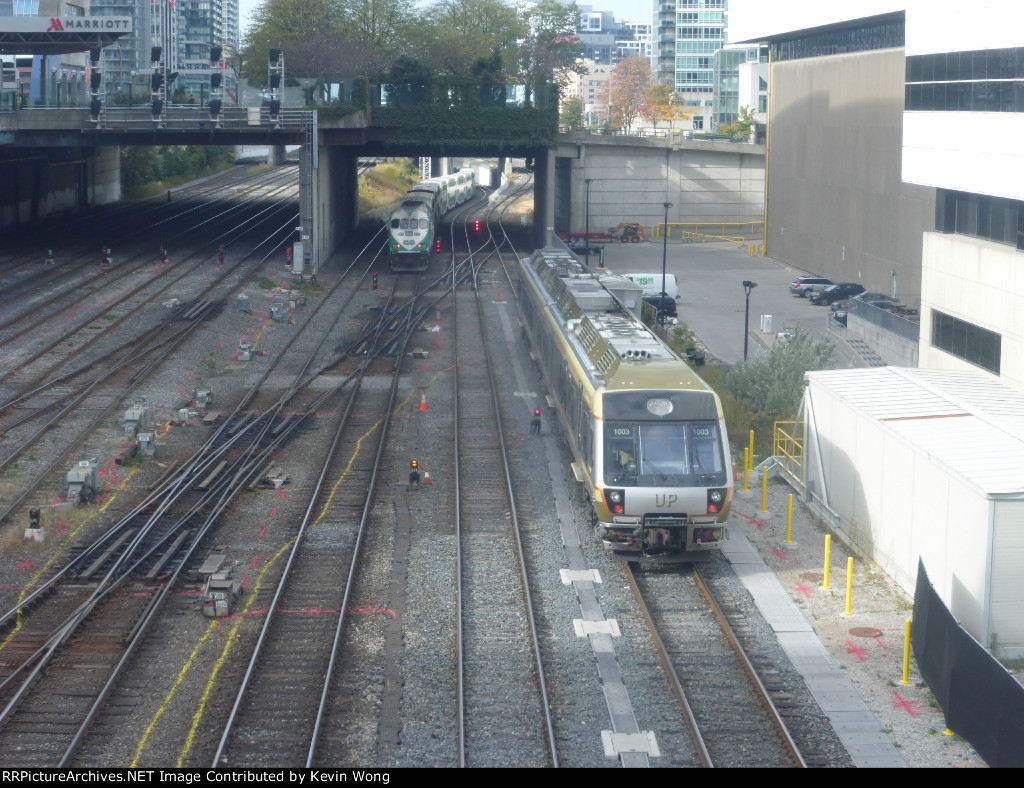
(608, 223), (644, 243)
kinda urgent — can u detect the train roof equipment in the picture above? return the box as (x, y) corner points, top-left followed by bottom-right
(521, 248), (692, 391)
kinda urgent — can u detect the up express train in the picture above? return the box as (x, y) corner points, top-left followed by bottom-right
(388, 168), (477, 271)
(517, 247), (733, 560)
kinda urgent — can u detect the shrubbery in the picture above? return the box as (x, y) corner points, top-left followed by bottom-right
(121, 145), (234, 198)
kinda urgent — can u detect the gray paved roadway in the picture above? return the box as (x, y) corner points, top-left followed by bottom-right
(589, 239), (862, 368)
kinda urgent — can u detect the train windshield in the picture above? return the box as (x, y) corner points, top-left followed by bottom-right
(604, 421), (724, 485)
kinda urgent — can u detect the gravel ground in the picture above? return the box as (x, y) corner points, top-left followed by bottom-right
(730, 476), (1022, 768)
(3, 232), (1019, 768)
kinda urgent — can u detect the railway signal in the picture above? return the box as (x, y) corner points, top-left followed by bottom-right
(372, 271), (378, 289)
(285, 247), (291, 266)
(159, 244), (166, 263)
(474, 219), (481, 232)
(435, 238), (441, 252)
(218, 245), (224, 263)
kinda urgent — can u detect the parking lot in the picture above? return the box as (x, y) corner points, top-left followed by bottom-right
(586, 238), (865, 368)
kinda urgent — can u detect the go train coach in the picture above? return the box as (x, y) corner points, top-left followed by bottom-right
(517, 247), (733, 560)
(388, 169), (477, 271)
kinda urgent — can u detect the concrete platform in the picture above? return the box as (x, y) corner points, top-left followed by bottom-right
(721, 529), (908, 768)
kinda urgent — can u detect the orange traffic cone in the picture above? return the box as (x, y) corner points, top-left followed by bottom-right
(423, 469), (431, 485)
(419, 391), (429, 411)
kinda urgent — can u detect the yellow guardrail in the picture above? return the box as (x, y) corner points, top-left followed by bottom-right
(773, 420), (804, 490)
(652, 220), (764, 242)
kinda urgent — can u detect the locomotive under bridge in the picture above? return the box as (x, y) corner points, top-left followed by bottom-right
(0, 105), (765, 273)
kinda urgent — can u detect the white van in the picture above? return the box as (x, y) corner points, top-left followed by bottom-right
(623, 273), (679, 300)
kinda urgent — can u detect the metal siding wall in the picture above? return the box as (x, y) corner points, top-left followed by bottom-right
(766, 48), (934, 296)
(991, 501), (1024, 658)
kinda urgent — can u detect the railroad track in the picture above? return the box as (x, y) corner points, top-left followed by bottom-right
(453, 261), (556, 767)
(627, 562), (806, 768)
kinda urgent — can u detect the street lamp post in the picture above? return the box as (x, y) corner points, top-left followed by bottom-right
(129, 71), (134, 107)
(567, 168), (573, 242)
(660, 202), (673, 323)
(585, 178), (593, 256)
(742, 280), (758, 360)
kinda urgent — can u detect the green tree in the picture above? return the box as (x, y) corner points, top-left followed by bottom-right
(416, 0), (524, 86)
(560, 95), (583, 127)
(720, 327), (834, 453)
(719, 105), (756, 139)
(517, 0), (584, 105)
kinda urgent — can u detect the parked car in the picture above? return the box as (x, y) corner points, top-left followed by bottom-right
(833, 310), (848, 326)
(643, 293), (678, 324)
(567, 238), (603, 256)
(831, 301), (851, 313)
(809, 283), (865, 305)
(789, 276), (834, 298)
(853, 291), (901, 308)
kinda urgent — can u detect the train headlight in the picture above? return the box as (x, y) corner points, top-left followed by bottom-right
(603, 488), (625, 514)
(707, 488), (725, 514)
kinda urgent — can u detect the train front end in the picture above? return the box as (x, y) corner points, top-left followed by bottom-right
(389, 199), (433, 271)
(595, 390), (732, 561)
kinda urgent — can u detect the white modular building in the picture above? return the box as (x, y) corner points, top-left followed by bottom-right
(800, 367), (1024, 658)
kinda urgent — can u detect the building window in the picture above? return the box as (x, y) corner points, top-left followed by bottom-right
(905, 46), (1024, 112)
(935, 189), (1023, 249)
(931, 311), (1001, 374)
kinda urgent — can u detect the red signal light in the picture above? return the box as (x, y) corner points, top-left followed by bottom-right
(435, 238), (441, 252)
(474, 220), (481, 232)
(372, 271), (378, 289)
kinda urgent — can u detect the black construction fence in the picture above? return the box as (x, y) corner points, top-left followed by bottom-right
(912, 559), (1024, 767)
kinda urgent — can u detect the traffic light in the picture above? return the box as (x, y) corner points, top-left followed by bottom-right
(411, 460), (418, 469)
(372, 271), (378, 289)
(210, 45), (223, 64)
(534, 408), (541, 417)
(435, 238), (441, 252)
(285, 247), (291, 265)
(151, 72), (164, 91)
(474, 220), (481, 232)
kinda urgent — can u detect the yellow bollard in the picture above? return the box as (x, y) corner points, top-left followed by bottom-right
(844, 557), (854, 615)
(761, 466), (768, 513)
(743, 449), (749, 492)
(748, 429), (755, 471)
(785, 494), (793, 544)
(901, 619), (913, 684)
(823, 534), (831, 589)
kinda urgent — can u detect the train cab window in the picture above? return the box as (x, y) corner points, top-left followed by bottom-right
(638, 424), (689, 476)
(391, 219), (400, 229)
(420, 218), (429, 229)
(691, 424), (724, 475)
(400, 219), (409, 229)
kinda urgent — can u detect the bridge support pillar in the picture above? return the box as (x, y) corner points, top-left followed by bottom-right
(532, 148), (555, 249)
(300, 145), (359, 275)
(271, 145), (288, 166)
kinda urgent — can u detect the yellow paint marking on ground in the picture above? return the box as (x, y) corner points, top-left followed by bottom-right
(0, 467), (138, 652)
(130, 618), (222, 767)
(174, 539), (295, 767)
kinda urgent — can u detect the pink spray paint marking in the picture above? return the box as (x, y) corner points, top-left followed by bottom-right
(844, 640), (870, 661)
(794, 582), (815, 598)
(891, 692), (921, 717)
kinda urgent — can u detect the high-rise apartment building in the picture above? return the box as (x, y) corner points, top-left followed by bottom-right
(88, 0), (236, 101)
(653, 0), (727, 129)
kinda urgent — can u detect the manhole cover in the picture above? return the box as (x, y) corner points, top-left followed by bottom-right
(799, 572), (824, 582)
(849, 627), (883, 638)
